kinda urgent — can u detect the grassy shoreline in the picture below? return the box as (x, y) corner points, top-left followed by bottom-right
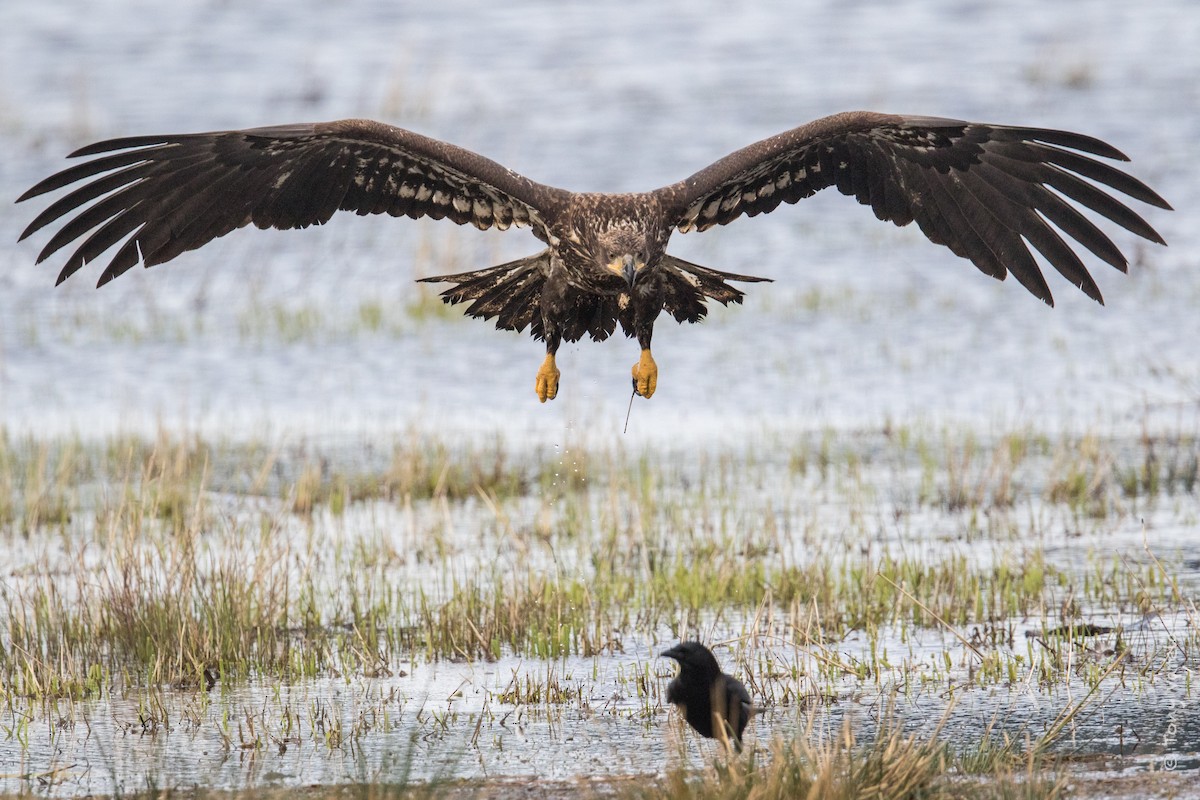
(1, 423), (1197, 796)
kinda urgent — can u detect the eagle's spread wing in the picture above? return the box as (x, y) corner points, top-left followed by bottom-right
(18, 119), (567, 286)
(658, 111), (1171, 304)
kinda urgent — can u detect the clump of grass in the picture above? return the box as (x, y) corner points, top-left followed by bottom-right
(107, 432), (214, 530)
(0, 433), (81, 534)
(390, 543), (1060, 667)
(289, 439), (535, 514)
(1046, 435), (1114, 519)
(407, 572), (613, 661)
(939, 432), (1032, 512)
(1043, 432), (1200, 517)
(494, 663), (583, 705)
(1, 429), (236, 535)
(631, 718), (1065, 800)
(2, 519), (298, 697)
(1119, 432), (1199, 502)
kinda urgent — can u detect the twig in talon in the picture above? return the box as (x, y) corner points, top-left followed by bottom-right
(624, 384), (637, 434)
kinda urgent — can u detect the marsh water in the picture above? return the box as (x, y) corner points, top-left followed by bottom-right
(2, 0), (1199, 794)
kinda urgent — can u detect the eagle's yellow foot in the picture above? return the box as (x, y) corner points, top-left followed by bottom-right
(631, 349), (657, 398)
(536, 354), (560, 403)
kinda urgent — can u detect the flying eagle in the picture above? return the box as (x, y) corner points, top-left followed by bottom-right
(17, 112), (1170, 402)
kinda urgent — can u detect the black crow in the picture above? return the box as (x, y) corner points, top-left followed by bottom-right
(661, 641), (757, 750)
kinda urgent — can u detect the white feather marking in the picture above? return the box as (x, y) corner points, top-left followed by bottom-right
(757, 183), (775, 198)
(776, 173), (792, 190)
(272, 171), (293, 189)
(415, 185), (432, 201)
(720, 194), (740, 212)
(432, 190), (449, 205)
(703, 199), (721, 219)
(399, 184), (415, 199)
(452, 195), (470, 212)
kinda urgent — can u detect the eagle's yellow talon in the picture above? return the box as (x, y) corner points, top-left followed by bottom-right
(536, 354), (560, 402)
(631, 349), (657, 398)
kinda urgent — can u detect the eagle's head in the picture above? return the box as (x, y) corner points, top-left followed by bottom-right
(558, 193), (670, 292)
(595, 224), (652, 288)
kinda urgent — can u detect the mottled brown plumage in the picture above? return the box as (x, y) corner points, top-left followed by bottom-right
(16, 112), (1171, 402)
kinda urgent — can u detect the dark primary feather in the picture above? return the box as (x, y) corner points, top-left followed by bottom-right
(662, 641), (757, 750)
(658, 111), (1171, 305)
(17, 119), (568, 286)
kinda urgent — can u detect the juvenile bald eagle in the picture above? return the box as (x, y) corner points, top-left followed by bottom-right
(17, 112), (1169, 402)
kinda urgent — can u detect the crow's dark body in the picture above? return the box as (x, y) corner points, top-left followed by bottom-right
(662, 641), (756, 750)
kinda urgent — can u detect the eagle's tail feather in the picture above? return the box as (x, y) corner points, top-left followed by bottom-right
(658, 255), (771, 324)
(419, 251), (771, 339)
(417, 250), (550, 336)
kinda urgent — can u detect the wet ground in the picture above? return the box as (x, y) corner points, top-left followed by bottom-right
(1, 426), (1197, 796)
(1, 0), (1199, 795)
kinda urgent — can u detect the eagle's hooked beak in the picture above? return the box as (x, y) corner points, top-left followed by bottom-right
(621, 254), (638, 287)
(628, 253), (648, 287)
(605, 253), (643, 287)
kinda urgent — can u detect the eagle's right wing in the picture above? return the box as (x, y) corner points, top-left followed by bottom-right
(655, 111), (1170, 305)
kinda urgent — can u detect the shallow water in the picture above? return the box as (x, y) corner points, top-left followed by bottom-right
(1, 0), (1199, 795)
(7, 630), (1198, 794)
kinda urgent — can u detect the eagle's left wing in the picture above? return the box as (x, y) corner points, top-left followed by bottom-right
(17, 119), (568, 286)
(654, 111), (1170, 304)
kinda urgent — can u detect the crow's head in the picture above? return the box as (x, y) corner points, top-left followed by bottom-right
(661, 641), (722, 680)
